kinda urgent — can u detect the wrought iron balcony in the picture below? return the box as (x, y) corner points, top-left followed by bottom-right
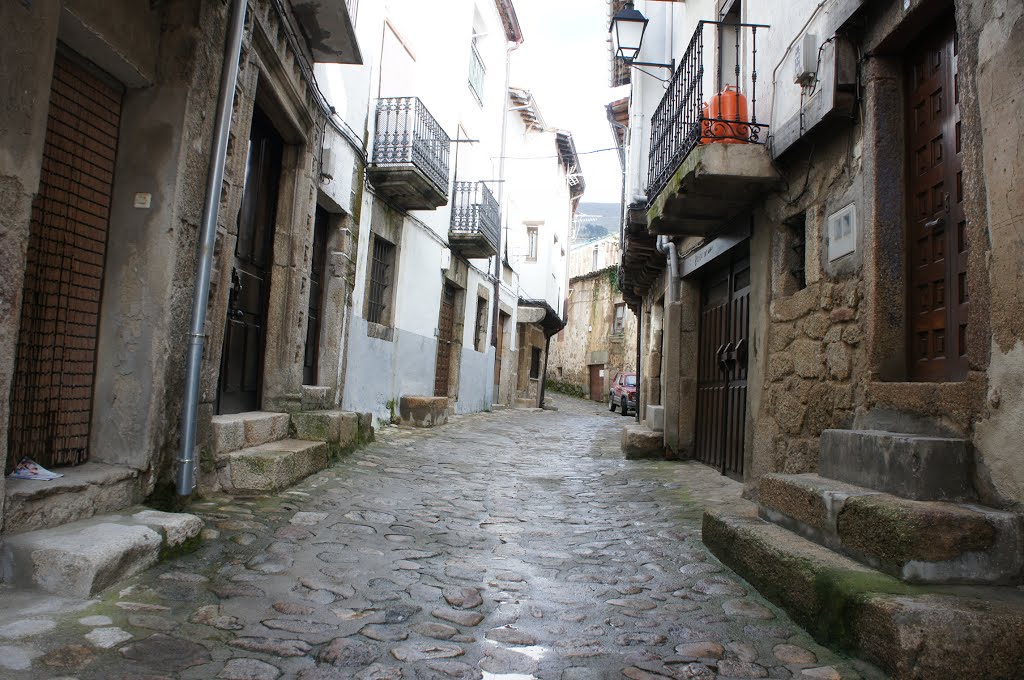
(644, 20), (780, 236)
(368, 97), (451, 210)
(449, 181), (500, 259)
(647, 20), (769, 199)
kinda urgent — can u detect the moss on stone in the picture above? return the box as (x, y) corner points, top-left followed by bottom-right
(159, 532), (203, 562)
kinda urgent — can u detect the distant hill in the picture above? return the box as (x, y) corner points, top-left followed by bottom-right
(573, 202), (621, 245)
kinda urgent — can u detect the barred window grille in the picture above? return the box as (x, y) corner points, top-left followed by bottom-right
(367, 236), (395, 325)
(469, 40), (486, 104)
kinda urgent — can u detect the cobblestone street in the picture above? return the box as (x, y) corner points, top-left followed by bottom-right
(0, 396), (872, 680)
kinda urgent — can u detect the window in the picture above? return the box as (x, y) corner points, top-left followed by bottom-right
(527, 227), (538, 261)
(367, 236), (396, 325)
(592, 246), (599, 271)
(624, 374), (637, 386)
(613, 303), (626, 335)
(530, 347), (542, 379)
(474, 296), (488, 351)
(468, 38), (485, 104)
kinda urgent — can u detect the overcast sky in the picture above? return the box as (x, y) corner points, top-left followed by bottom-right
(509, 0), (628, 204)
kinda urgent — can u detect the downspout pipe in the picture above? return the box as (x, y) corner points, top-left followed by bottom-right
(656, 235), (680, 304)
(492, 40), (523, 350)
(539, 333), (552, 409)
(175, 0), (248, 497)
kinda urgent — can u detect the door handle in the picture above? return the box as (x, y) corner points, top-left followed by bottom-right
(718, 342), (734, 372)
(924, 216), (945, 229)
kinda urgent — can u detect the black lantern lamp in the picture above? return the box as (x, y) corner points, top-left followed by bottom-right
(609, 2), (674, 73)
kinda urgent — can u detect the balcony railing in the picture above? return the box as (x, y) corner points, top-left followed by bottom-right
(647, 21), (769, 199)
(450, 181), (500, 259)
(369, 97), (451, 209)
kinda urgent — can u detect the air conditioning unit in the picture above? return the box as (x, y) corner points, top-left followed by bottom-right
(793, 33), (818, 86)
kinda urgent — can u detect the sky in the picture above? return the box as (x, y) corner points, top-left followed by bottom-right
(508, 0), (628, 204)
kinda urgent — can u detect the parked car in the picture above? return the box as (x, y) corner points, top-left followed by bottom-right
(608, 371), (637, 416)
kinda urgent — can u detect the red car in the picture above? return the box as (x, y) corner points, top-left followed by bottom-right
(608, 371), (637, 416)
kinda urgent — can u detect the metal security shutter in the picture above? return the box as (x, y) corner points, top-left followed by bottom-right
(8, 51), (122, 470)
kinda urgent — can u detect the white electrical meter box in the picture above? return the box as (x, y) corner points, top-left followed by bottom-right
(793, 33), (818, 86)
(827, 203), (857, 262)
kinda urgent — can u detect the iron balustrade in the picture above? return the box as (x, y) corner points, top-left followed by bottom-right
(450, 181), (500, 252)
(646, 20), (769, 200)
(371, 97), (451, 199)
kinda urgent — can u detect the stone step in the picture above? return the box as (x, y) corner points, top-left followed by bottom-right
(289, 409), (374, 454)
(703, 505), (1024, 679)
(3, 462), (143, 535)
(210, 411), (290, 456)
(621, 423), (664, 460)
(758, 473), (1024, 584)
(0, 507), (203, 598)
(216, 439), (329, 495)
(819, 429), (975, 501)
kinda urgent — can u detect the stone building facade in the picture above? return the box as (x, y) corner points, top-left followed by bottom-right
(0, 0), (361, 533)
(548, 264), (638, 404)
(615, 0), (1024, 673)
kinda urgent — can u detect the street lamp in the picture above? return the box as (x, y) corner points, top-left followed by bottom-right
(609, 1), (674, 73)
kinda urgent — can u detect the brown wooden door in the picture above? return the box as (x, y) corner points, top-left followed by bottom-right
(434, 284), (457, 397)
(8, 51), (123, 470)
(303, 206), (329, 385)
(907, 19), (967, 381)
(218, 107), (283, 414)
(589, 365), (605, 401)
(693, 247), (750, 479)
(494, 311), (508, 392)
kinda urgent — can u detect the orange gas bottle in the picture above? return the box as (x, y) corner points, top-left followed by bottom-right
(700, 85), (750, 144)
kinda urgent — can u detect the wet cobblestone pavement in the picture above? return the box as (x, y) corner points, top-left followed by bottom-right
(0, 395), (874, 679)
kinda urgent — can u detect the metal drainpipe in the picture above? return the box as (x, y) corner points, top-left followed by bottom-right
(175, 0), (248, 497)
(656, 235), (680, 304)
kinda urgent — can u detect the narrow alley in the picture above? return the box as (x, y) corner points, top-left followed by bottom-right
(0, 399), (867, 680)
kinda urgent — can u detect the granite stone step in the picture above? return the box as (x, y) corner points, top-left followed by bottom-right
(703, 505), (1024, 680)
(0, 507), (203, 597)
(210, 411), (291, 456)
(818, 429), (975, 501)
(758, 473), (1024, 584)
(216, 439), (329, 495)
(289, 409), (374, 454)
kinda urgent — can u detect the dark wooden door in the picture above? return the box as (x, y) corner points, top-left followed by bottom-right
(494, 311), (508, 392)
(589, 365), (605, 401)
(434, 284), (457, 397)
(303, 206), (329, 385)
(218, 107), (283, 414)
(8, 51), (123, 470)
(693, 247), (750, 479)
(907, 19), (967, 381)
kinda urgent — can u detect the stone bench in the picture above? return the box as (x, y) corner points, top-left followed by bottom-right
(399, 396), (449, 427)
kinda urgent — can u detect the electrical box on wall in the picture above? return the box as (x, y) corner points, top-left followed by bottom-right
(793, 33), (819, 86)
(827, 203), (857, 262)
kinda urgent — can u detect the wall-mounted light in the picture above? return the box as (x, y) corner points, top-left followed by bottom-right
(609, 2), (674, 73)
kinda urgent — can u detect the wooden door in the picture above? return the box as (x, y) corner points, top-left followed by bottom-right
(693, 247), (750, 479)
(434, 284), (457, 397)
(589, 365), (605, 401)
(907, 19), (967, 381)
(218, 107), (283, 414)
(494, 311), (508, 391)
(8, 51), (123, 470)
(303, 206), (329, 385)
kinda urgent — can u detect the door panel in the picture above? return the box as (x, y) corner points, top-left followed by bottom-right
(8, 51), (123, 470)
(694, 247), (749, 479)
(434, 284), (456, 397)
(218, 107), (283, 414)
(303, 207), (329, 385)
(589, 365), (605, 401)
(907, 19), (966, 381)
